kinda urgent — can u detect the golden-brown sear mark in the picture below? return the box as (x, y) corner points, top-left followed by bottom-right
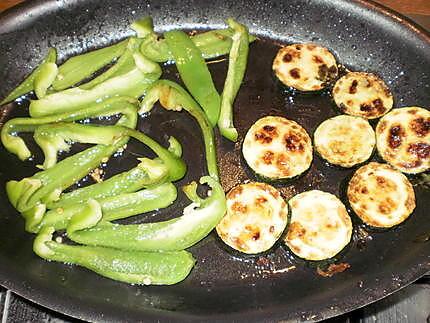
(388, 125), (405, 149)
(313, 55), (323, 64)
(378, 120), (387, 133)
(360, 98), (385, 116)
(410, 117), (430, 137)
(290, 68), (301, 79)
(407, 142), (430, 159)
(227, 185), (244, 199)
(287, 222), (307, 240)
(262, 151), (275, 164)
(255, 196), (268, 206)
(349, 79), (358, 94)
(283, 53), (292, 62)
(255, 124), (279, 144)
(378, 197), (396, 215)
(285, 133), (305, 152)
(231, 201), (247, 213)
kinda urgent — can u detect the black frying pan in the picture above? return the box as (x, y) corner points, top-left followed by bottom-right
(0, 0), (429, 321)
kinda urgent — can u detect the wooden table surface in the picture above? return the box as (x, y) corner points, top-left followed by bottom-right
(0, 0), (429, 30)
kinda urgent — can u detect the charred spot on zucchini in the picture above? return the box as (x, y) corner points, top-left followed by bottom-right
(242, 116), (313, 180)
(314, 115), (375, 168)
(376, 107), (430, 174)
(284, 190), (352, 261)
(272, 43), (338, 91)
(216, 182), (288, 254)
(332, 72), (393, 119)
(347, 162), (416, 228)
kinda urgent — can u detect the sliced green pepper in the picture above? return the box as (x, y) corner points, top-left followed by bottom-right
(52, 39), (128, 91)
(164, 30), (221, 126)
(1, 96), (137, 161)
(0, 48), (57, 105)
(67, 176), (226, 252)
(217, 19), (249, 142)
(34, 62), (58, 99)
(30, 53), (161, 117)
(140, 80), (218, 180)
(31, 123), (186, 181)
(34, 227), (195, 285)
(6, 103), (138, 213)
(34, 122), (127, 169)
(130, 16), (154, 38)
(7, 141), (126, 213)
(37, 182), (177, 232)
(47, 157), (168, 210)
(79, 37), (143, 90)
(140, 28), (256, 62)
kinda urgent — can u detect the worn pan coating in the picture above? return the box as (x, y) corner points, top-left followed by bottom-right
(0, 0), (429, 321)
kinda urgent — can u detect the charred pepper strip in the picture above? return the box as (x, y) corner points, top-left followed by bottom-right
(37, 182), (177, 232)
(30, 53), (161, 117)
(34, 227), (195, 285)
(164, 30), (221, 126)
(141, 28), (256, 63)
(217, 19), (249, 142)
(67, 176), (226, 252)
(139, 80), (218, 180)
(1, 96), (137, 161)
(0, 48), (57, 105)
(52, 39), (128, 91)
(47, 158), (168, 210)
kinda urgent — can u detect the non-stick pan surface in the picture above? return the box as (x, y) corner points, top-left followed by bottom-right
(0, 0), (429, 321)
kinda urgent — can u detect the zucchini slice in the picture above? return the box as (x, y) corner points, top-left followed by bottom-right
(332, 72), (393, 119)
(347, 162), (416, 228)
(272, 43), (338, 91)
(314, 115), (375, 167)
(216, 182), (288, 254)
(376, 106), (430, 174)
(242, 116), (313, 180)
(284, 190), (352, 261)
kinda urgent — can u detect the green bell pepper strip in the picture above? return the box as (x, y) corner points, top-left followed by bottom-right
(52, 39), (128, 91)
(140, 80), (218, 180)
(167, 136), (182, 158)
(0, 48), (57, 105)
(140, 28), (256, 63)
(79, 37), (143, 90)
(47, 157), (168, 210)
(130, 16), (154, 38)
(6, 101), (138, 213)
(164, 30), (221, 126)
(67, 176), (226, 252)
(34, 226), (195, 285)
(1, 96), (137, 161)
(34, 122), (126, 169)
(30, 52), (161, 118)
(7, 141), (127, 213)
(35, 182), (177, 233)
(30, 123), (186, 181)
(217, 19), (249, 142)
(34, 62), (58, 99)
